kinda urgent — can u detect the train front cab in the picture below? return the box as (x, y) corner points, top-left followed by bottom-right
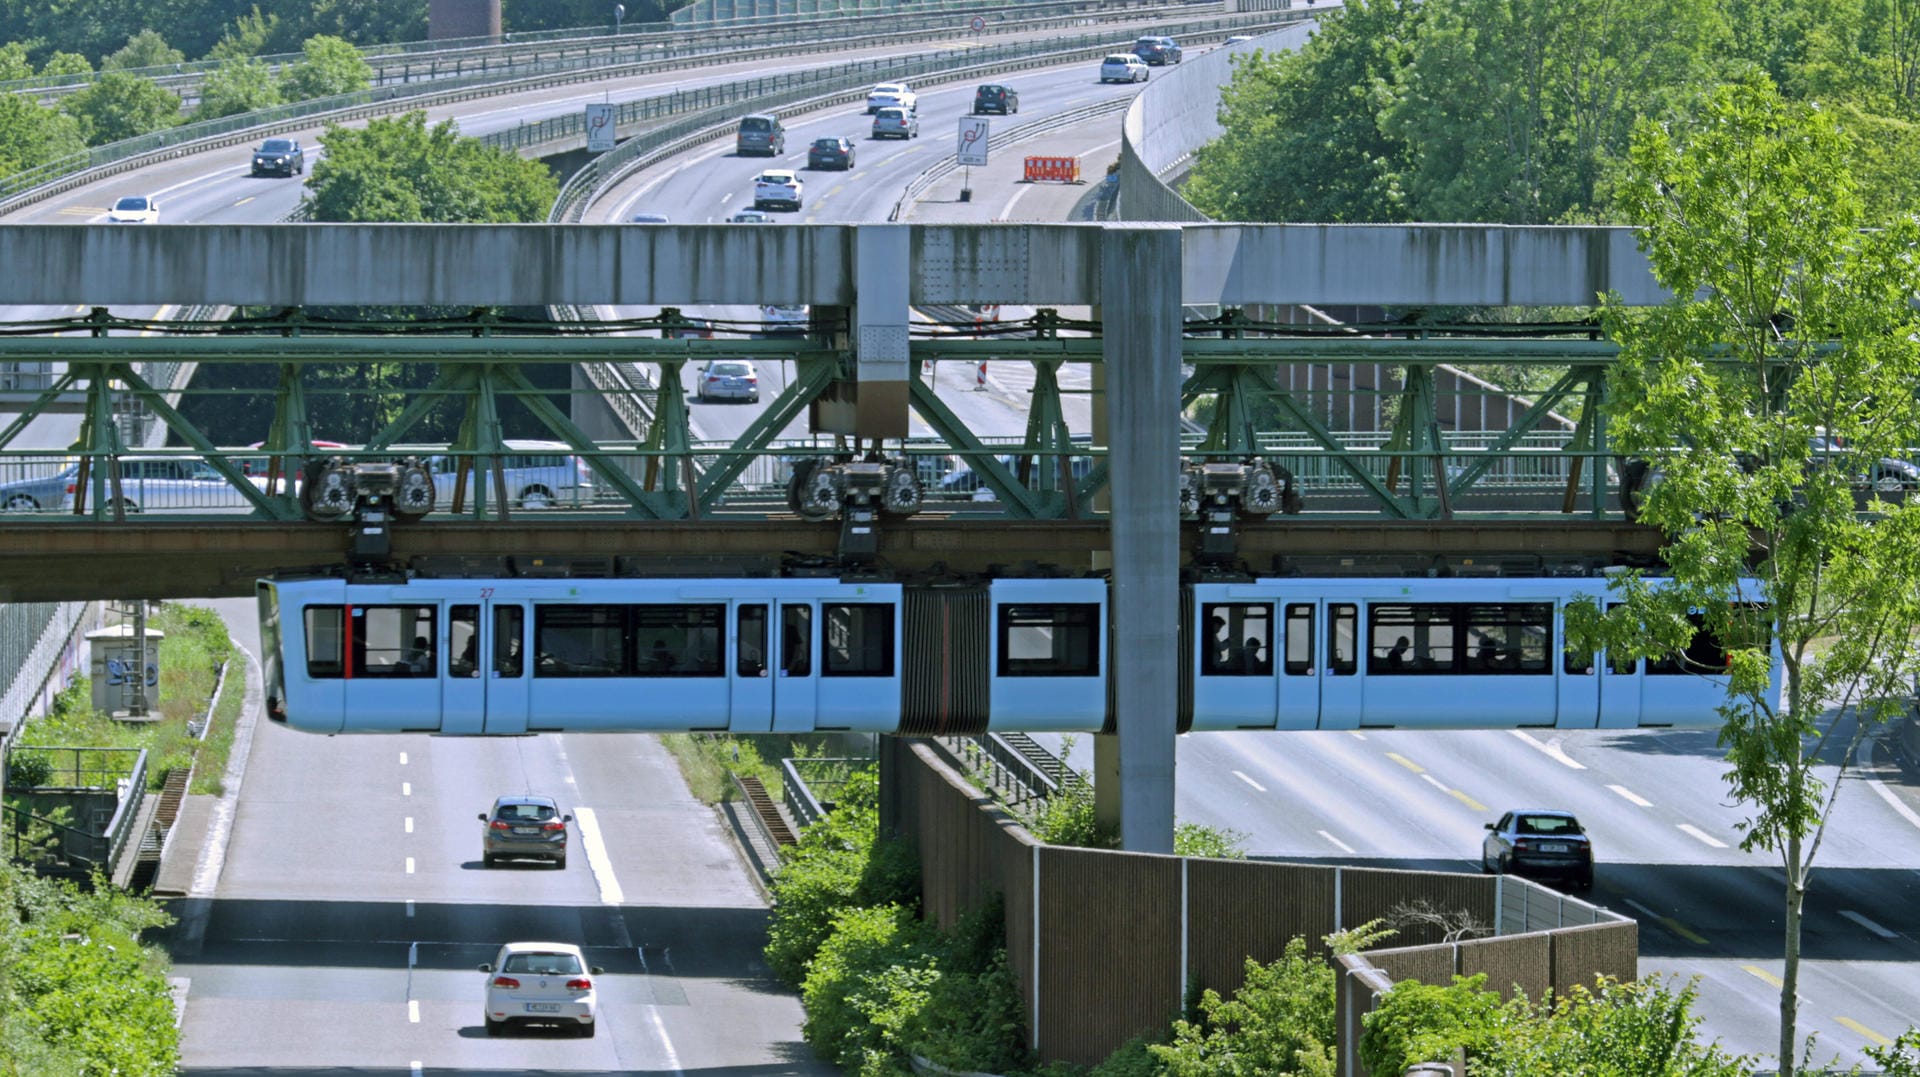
(260, 577), (905, 735)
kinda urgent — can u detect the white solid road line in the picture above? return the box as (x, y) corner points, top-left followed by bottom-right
(638, 948), (688, 1077)
(1677, 823), (1729, 848)
(573, 806), (625, 905)
(1840, 910), (1898, 939)
(1318, 830), (1356, 854)
(1507, 729), (1586, 770)
(1860, 738), (1920, 833)
(1607, 784), (1653, 807)
(1232, 770), (1266, 793)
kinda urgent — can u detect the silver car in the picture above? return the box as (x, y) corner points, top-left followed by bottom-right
(479, 795), (571, 867)
(696, 360), (760, 403)
(871, 106), (919, 140)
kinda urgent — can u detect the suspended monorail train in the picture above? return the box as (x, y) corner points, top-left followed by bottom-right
(257, 572), (1776, 736)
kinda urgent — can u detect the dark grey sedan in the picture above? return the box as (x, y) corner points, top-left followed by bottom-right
(250, 138), (305, 176)
(480, 795), (572, 868)
(1482, 809), (1592, 889)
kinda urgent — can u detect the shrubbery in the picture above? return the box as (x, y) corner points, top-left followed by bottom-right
(763, 769), (916, 988)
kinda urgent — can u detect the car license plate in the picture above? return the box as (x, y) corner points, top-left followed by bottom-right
(514, 826), (540, 835)
(525, 1002), (560, 1013)
(1540, 842), (1568, 853)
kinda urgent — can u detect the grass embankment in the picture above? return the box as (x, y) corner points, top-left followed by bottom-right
(660, 733), (867, 805)
(13, 603), (242, 794)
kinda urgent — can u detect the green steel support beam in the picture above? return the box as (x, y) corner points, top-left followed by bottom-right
(257, 364), (316, 499)
(1263, 382), (1415, 520)
(115, 363), (290, 519)
(1191, 364), (1268, 456)
(906, 377), (1046, 519)
(0, 370), (78, 451)
(493, 364), (675, 519)
(73, 363), (126, 520)
(641, 359), (693, 499)
(1019, 359), (1078, 514)
(1448, 366), (1589, 495)
(451, 365), (511, 518)
(694, 358), (841, 511)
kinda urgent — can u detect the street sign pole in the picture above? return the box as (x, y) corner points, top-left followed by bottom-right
(956, 116), (990, 204)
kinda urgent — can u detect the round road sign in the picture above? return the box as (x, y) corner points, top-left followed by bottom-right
(970, 14), (986, 31)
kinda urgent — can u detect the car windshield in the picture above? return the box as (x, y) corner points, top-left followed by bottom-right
(260, 140), (292, 152)
(759, 173), (793, 184)
(495, 802), (557, 822)
(740, 117), (772, 131)
(980, 86), (1003, 95)
(711, 362), (752, 376)
(873, 84), (904, 94)
(877, 109), (903, 120)
(813, 138), (842, 150)
(1516, 814), (1580, 835)
(1106, 55), (1133, 64)
(501, 952), (583, 976)
(113, 197), (149, 211)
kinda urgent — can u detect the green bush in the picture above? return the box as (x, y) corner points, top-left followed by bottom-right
(1151, 939), (1337, 1077)
(1359, 974), (1507, 1077)
(1871, 1030), (1920, 1077)
(764, 768), (918, 988)
(5, 751), (53, 790)
(1172, 822), (1248, 860)
(1092, 1035), (1170, 1077)
(801, 903), (936, 1075)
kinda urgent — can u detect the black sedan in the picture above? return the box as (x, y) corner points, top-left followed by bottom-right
(807, 137), (855, 171)
(973, 84), (1019, 114)
(1482, 809), (1593, 889)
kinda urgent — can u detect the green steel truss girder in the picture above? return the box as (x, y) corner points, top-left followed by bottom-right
(1382, 365), (1452, 518)
(907, 377), (1048, 519)
(694, 358), (841, 512)
(1015, 359), (1082, 516)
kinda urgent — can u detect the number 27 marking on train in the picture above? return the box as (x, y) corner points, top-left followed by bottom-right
(479, 588), (494, 598)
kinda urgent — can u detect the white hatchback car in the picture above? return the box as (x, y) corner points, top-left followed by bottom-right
(753, 169), (805, 211)
(1100, 54), (1149, 83)
(106, 195), (160, 223)
(481, 941), (603, 1037)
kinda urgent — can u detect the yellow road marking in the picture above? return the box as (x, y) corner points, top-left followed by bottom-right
(59, 206), (103, 215)
(1835, 1017), (1893, 1046)
(1742, 965), (1783, 988)
(1659, 917), (1708, 945)
(1447, 788), (1488, 813)
(1386, 752), (1425, 773)
(234, 196), (254, 206)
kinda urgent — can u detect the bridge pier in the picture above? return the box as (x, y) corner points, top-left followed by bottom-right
(1093, 225), (1183, 854)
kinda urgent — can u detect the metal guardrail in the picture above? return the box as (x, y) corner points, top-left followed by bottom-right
(1494, 872), (1629, 933)
(782, 757), (832, 829)
(888, 96), (1133, 221)
(1, 747), (148, 879)
(936, 734), (1076, 810)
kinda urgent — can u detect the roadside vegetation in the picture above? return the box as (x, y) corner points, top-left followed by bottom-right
(300, 110), (557, 222)
(7, 603), (240, 797)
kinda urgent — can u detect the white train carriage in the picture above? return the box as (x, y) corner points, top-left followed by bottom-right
(258, 575), (1110, 735)
(1186, 576), (1768, 731)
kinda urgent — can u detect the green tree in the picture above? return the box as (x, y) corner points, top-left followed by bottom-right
(204, 4), (280, 61)
(287, 0), (428, 48)
(0, 93), (86, 177)
(279, 34), (372, 100)
(1185, 0), (1420, 224)
(0, 40), (32, 81)
(39, 51), (92, 77)
(191, 56), (282, 121)
(101, 30), (185, 72)
(61, 70), (181, 145)
(302, 111), (560, 223)
(1578, 76), (1920, 1076)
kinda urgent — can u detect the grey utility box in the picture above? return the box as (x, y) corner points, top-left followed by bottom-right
(86, 624), (164, 718)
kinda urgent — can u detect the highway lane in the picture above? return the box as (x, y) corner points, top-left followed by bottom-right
(174, 597), (828, 1075)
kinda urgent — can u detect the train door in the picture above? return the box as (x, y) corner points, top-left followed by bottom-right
(1316, 601), (1363, 729)
(1276, 602), (1319, 729)
(1556, 608), (1601, 729)
(730, 603), (774, 733)
(772, 600), (819, 732)
(439, 600), (530, 734)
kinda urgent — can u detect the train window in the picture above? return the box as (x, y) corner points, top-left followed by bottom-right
(354, 605), (436, 678)
(633, 604), (724, 676)
(1604, 603), (1636, 674)
(739, 605), (768, 677)
(1368, 603), (1550, 675)
(494, 606), (524, 678)
(1564, 645), (1594, 675)
(304, 606), (344, 678)
(1201, 603), (1273, 676)
(450, 606), (479, 678)
(999, 604), (1100, 677)
(1329, 604), (1357, 676)
(824, 603), (894, 676)
(782, 604), (812, 676)
(1648, 613), (1728, 675)
(535, 605), (625, 677)
(1283, 604), (1313, 675)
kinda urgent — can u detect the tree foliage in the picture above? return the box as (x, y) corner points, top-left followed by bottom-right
(1575, 75), (1920, 1075)
(39, 51), (93, 77)
(0, 93), (86, 178)
(279, 34), (372, 100)
(61, 71), (181, 145)
(1151, 940), (1337, 1077)
(190, 56), (282, 121)
(0, 861), (180, 1075)
(101, 31), (184, 73)
(203, 4), (279, 61)
(303, 111), (559, 223)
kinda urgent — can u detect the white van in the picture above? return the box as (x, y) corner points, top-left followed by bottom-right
(424, 440), (596, 510)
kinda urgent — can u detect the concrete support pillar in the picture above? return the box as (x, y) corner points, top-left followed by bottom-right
(1094, 224), (1182, 853)
(428, 0), (501, 40)
(852, 225), (912, 440)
